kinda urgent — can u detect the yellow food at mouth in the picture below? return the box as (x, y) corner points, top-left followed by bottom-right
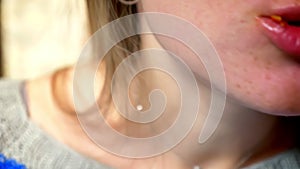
(270, 15), (282, 22)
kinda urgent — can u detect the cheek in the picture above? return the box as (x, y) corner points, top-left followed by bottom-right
(140, 0), (300, 114)
(223, 54), (300, 115)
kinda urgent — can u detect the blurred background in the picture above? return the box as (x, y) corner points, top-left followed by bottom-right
(1, 0), (88, 79)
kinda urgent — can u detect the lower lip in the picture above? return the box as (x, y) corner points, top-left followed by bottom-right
(257, 17), (300, 58)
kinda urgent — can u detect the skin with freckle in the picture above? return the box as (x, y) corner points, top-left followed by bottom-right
(140, 0), (300, 115)
(19, 1), (300, 169)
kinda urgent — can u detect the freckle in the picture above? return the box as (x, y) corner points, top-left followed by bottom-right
(243, 68), (248, 72)
(234, 63), (240, 68)
(266, 60), (272, 66)
(236, 84), (241, 88)
(240, 19), (246, 23)
(246, 91), (251, 95)
(265, 74), (272, 80)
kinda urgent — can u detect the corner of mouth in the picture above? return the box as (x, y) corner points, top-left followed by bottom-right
(257, 7), (300, 59)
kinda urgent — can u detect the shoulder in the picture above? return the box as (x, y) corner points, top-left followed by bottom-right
(0, 79), (27, 115)
(0, 79), (110, 169)
(0, 80), (28, 147)
(244, 149), (300, 169)
(0, 80), (27, 145)
(0, 79), (24, 109)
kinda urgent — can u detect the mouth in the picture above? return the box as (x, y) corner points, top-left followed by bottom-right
(257, 6), (300, 59)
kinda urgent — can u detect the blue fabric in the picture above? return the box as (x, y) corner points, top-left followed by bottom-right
(0, 154), (26, 169)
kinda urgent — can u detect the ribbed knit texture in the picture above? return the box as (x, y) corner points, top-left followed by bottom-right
(243, 149), (300, 169)
(0, 80), (299, 169)
(0, 80), (110, 169)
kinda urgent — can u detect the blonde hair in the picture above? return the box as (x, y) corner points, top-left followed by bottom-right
(85, 0), (140, 114)
(86, 0), (139, 53)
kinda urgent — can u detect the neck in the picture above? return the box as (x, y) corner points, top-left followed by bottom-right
(26, 34), (295, 169)
(139, 33), (294, 168)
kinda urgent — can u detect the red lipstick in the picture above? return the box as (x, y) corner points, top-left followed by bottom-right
(258, 6), (300, 58)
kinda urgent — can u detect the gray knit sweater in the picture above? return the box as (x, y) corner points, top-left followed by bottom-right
(0, 80), (111, 169)
(0, 80), (299, 169)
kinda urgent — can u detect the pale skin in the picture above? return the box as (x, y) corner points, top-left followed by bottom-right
(25, 0), (300, 169)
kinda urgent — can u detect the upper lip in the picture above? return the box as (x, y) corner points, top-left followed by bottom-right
(257, 4), (300, 59)
(266, 5), (300, 23)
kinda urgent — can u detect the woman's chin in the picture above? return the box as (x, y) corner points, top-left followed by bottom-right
(230, 87), (300, 116)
